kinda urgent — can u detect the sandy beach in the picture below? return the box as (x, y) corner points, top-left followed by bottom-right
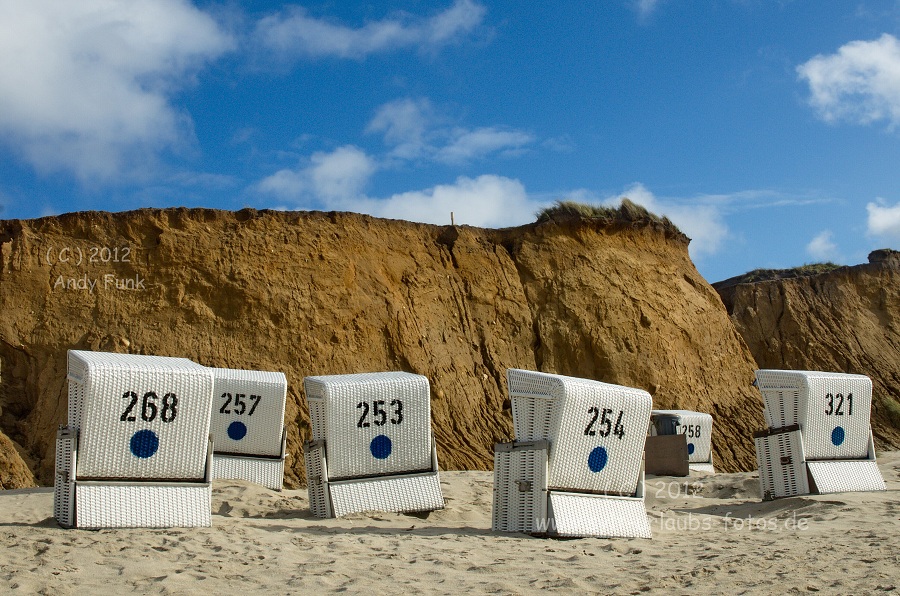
(1, 452), (898, 595)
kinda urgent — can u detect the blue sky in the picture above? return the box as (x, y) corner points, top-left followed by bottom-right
(1, 1), (899, 282)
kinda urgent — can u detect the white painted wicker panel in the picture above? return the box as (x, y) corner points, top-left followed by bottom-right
(755, 370), (872, 460)
(650, 410), (714, 464)
(67, 379), (85, 430)
(547, 491), (651, 538)
(209, 368), (287, 458)
(545, 377), (649, 494)
(802, 373), (871, 460)
(69, 350), (214, 480)
(509, 395), (556, 442)
(212, 454), (285, 491)
(308, 399), (327, 441)
(303, 372), (433, 480)
(67, 351), (90, 428)
(806, 460), (886, 493)
(507, 369), (563, 440)
(755, 428), (809, 499)
(755, 369), (803, 428)
(328, 472), (445, 517)
(53, 427), (77, 527)
(689, 462), (716, 474)
(491, 441), (549, 534)
(76, 483), (212, 528)
(304, 440), (331, 518)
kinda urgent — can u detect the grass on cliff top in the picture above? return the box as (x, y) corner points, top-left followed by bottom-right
(535, 199), (681, 234)
(734, 262), (842, 283)
(713, 262), (843, 288)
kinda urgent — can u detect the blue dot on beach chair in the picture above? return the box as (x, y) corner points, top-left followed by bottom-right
(587, 446), (608, 472)
(370, 434), (392, 459)
(227, 420), (248, 441)
(130, 429), (159, 459)
(831, 426), (845, 446)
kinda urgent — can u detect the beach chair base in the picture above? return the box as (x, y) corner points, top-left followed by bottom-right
(329, 471), (444, 517)
(548, 490), (651, 538)
(54, 426), (213, 528)
(303, 438), (444, 518)
(689, 462), (715, 474)
(212, 428), (287, 491)
(76, 482), (212, 529)
(807, 460), (886, 493)
(807, 432), (885, 494)
(492, 440), (651, 538)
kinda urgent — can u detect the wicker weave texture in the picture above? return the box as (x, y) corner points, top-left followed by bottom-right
(506, 370), (651, 494)
(547, 491), (651, 538)
(212, 454), (285, 491)
(308, 399), (327, 442)
(328, 472), (445, 517)
(304, 441), (331, 518)
(209, 368), (287, 458)
(76, 483), (212, 528)
(650, 410), (714, 464)
(755, 370), (872, 460)
(69, 350), (214, 480)
(53, 427), (76, 527)
(67, 379), (85, 431)
(802, 374), (871, 460)
(507, 369), (563, 440)
(304, 372), (433, 480)
(755, 428), (809, 499)
(807, 460), (886, 493)
(492, 442), (549, 533)
(755, 369), (802, 428)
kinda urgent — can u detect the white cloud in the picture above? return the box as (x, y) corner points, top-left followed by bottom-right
(310, 146), (377, 200)
(635, 0), (663, 19)
(0, 0), (232, 182)
(349, 175), (538, 228)
(256, 147), (536, 228)
(797, 34), (900, 127)
(436, 127), (533, 164)
(254, 0), (485, 61)
(366, 98), (434, 160)
(543, 135), (575, 153)
(367, 97), (533, 164)
(603, 183), (729, 258)
(256, 145), (376, 202)
(866, 198), (900, 239)
(806, 230), (839, 261)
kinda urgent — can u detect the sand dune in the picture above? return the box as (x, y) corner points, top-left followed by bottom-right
(1, 452), (898, 595)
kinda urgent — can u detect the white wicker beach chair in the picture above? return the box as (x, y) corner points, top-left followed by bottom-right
(209, 368), (287, 491)
(650, 410), (715, 473)
(302, 371), (444, 518)
(54, 350), (215, 528)
(493, 369), (652, 538)
(753, 370), (885, 498)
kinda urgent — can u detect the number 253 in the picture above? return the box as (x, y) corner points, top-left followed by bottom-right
(357, 400), (403, 427)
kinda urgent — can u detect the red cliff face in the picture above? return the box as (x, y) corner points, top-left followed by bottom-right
(715, 250), (900, 451)
(0, 208), (762, 488)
